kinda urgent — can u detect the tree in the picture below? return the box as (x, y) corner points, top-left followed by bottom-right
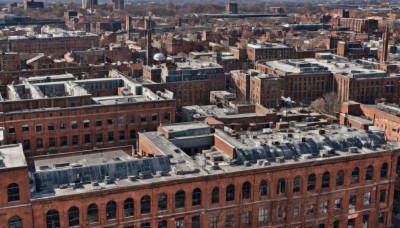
(309, 92), (340, 116)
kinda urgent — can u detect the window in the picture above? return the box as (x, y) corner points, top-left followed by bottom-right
(211, 187), (219, 203)
(46, 210), (60, 228)
(152, 113), (158, 122)
(242, 182), (251, 199)
(22, 139), (30, 150)
(293, 207), (299, 218)
(68, 206), (79, 227)
(165, 112), (171, 121)
(118, 116), (125, 124)
(71, 121), (77, 129)
(107, 118), (114, 125)
(175, 217), (184, 228)
(321, 172), (330, 188)
(61, 136), (67, 147)
(96, 120), (102, 127)
(72, 136), (78, 145)
(241, 212), (250, 225)
(8, 127), (15, 134)
(48, 124), (54, 131)
(226, 184), (235, 201)
(210, 216), (218, 228)
(141, 115), (147, 123)
(87, 204), (98, 224)
(363, 214), (369, 228)
(192, 188), (201, 206)
(60, 122), (66, 129)
(141, 195), (151, 214)
(8, 183), (20, 202)
(381, 163), (388, 178)
(364, 192), (371, 205)
(320, 201), (328, 214)
(336, 170), (344, 186)
(379, 213), (385, 223)
(130, 116), (135, 123)
(259, 180), (268, 196)
(366, 165), (373, 180)
(192, 215), (200, 228)
(49, 138), (55, 147)
(119, 131), (125, 140)
(258, 208), (267, 223)
(84, 134), (90, 144)
(277, 178), (286, 194)
(158, 220), (168, 228)
(307, 174), (316, 191)
(108, 132), (114, 141)
(351, 167), (360, 184)
(349, 195), (356, 208)
(293, 176), (301, 193)
(333, 221), (340, 228)
(141, 222), (151, 228)
(130, 130), (136, 139)
(348, 218), (355, 227)
(158, 193), (167, 211)
(36, 124), (42, 132)
(318, 224), (325, 228)
(334, 198), (341, 210)
(106, 201), (117, 220)
(8, 216), (22, 228)
(225, 212), (233, 227)
(124, 198), (134, 217)
(305, 204), (315, 215)
(83, 120), (90, 129)
(22, 125), (29, 132)
(96, 134), (102, 143)
(380, 189), (386, 203)
(37, 139), (43, 149)
(175, 190), (186, 209)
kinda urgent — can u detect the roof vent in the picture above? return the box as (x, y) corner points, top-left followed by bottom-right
(276, 157), (285, 163)
(91, 181), (102, 190)
(348, 147), (358, 153)
(138, 170), (153, 179)
(104, 176), (113, 184)
(128, 176), (137, 182)
(244, 161), (251, 167)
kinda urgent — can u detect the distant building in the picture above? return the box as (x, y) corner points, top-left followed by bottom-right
(331, 18), (378, 33)
(246, 43), (295, 63)
(337, 41), (370, 59)
(226, 1), (238, 14)
(82, 0), (98, 10)
(23, 0), (44, 10)
(112, 0), (124, 11)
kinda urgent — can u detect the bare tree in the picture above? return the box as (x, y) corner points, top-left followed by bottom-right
(309, 92), (340, 116)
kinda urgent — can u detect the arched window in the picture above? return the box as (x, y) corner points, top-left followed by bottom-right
(211, 187), (219, 204)
(158, 220), (167, 228)
(381, 163), (388, 178)
(106, 201), (117, 220)
(226, 184), (235, 201)
(321, 172), (330, 189)
(141, 222), (151, 228)
(158, 193), (167, 211)
(46, 210), (60, 228)
(293, 176), (301, 193)
(351, 167), (360, 184)
(68, 206), (79, 227)
(242, 181), (251, 199)
(8, 216), (22, 228)
(366, 165), (374, 180)
(87, 204), (98, 224)
(175, 190), (186, 209)
(276, 178), (286, 194)
(7, 183), (20, 202)
(307, 174), (316, 191)
(259, 180), (268, 196)
(124, 198), (134, 217)
(192, 188), (201, 206)
(336, 170), (344, 186)
(141, 195), (151, 214)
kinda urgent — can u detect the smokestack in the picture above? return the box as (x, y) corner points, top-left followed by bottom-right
(381, 26), (389, 62)
(146, 17), (153, 66)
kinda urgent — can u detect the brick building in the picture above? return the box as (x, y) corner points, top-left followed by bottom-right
(0, 72), (175, 157)
(255, 59), (333, 105)
(331, 18), (378, 33)
(0, 52), (21, 71)
(337, 41), (370, 59)
(0, 32), (100, 58)
(246, 43), (295, 63)
(142, 60), (226, 109)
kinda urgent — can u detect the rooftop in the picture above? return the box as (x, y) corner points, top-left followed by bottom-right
(0, 144), (26, 169)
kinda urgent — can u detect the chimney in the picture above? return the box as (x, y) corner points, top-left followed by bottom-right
(381, 26), (389, 62)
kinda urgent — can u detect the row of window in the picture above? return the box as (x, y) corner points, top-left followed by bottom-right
(21, 130), (137, 150)
(9, 112), (171, 134)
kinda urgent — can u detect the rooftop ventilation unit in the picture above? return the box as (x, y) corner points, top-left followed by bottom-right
(138, 170), (153, 179)
(348, 147), (358, 154)
(276, 157), (285, 163)
(128, 176), (137, 182)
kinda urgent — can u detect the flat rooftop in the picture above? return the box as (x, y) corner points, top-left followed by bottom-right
(0, 144), (27, 169)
